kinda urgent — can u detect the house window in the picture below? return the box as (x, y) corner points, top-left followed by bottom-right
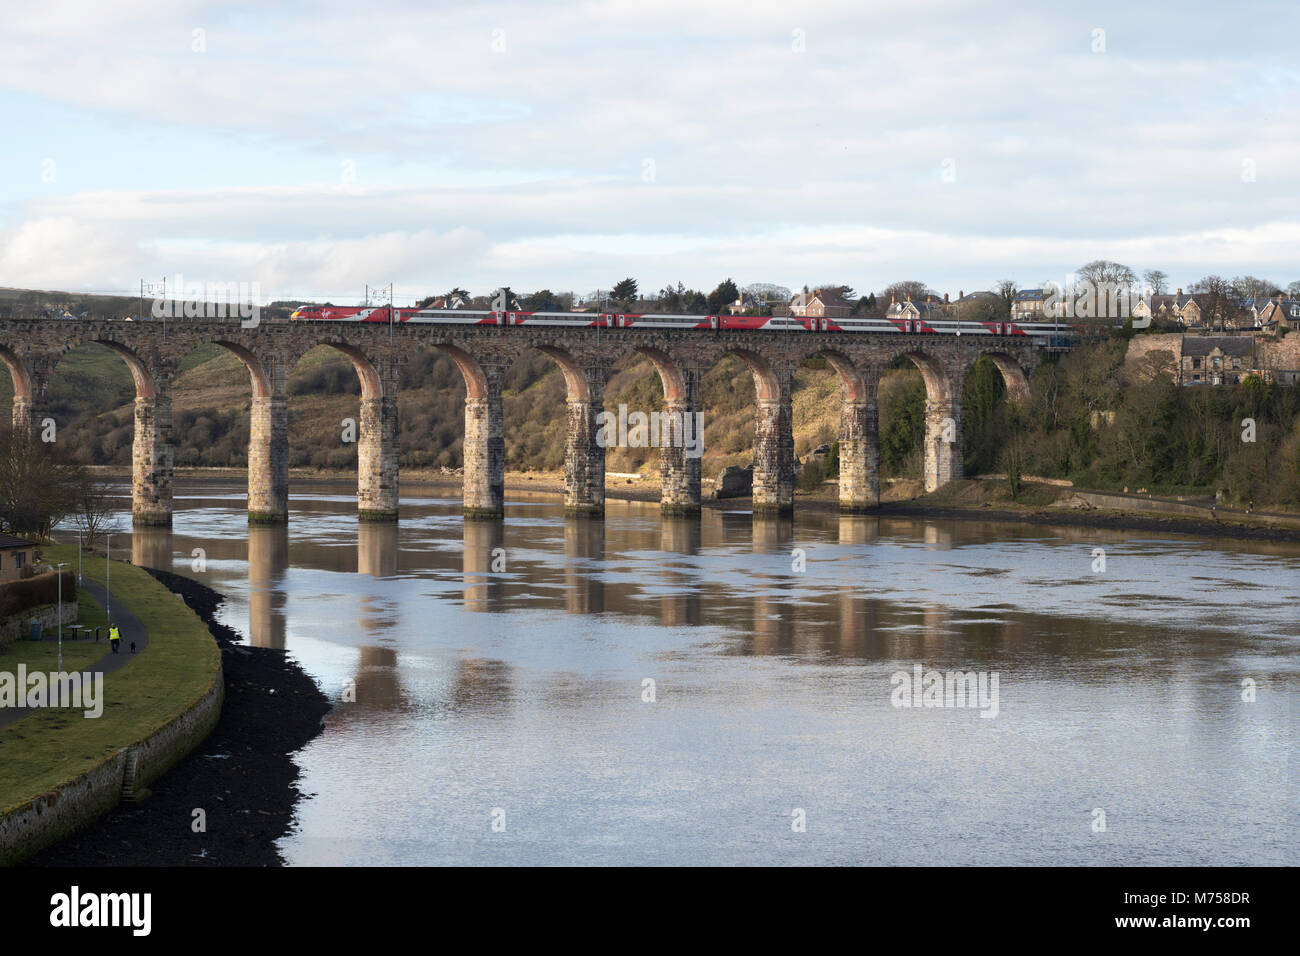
(1233, 358), (1241, 369)
(1192, 358), (1201, 369)
(14, 552), (25, 569)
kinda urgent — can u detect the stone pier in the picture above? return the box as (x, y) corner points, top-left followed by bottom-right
(838, 395), (880, 511)
(463, 371), (506, 519)
(132, 391), (174, 527)
(248, 392), (289, 523)
(923, 399), (963, 492)
(752, 371), (794, 515)
(659, 368), (702, 516)
(358, 395), (399, 521)
(563, 366), (608, 518)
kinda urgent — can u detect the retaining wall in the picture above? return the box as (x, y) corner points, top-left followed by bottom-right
(0, 656), (223, 865)
(0, 602), (78, 648)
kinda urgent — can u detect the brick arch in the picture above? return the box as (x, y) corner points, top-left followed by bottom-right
(632, 346), (689, 403)
(807, 348), (868, 402)
(531, 345), (594, 401)
(898, 350), (954, 404)
(718, 347), (783, 402)
(285, 340), (384, 399)
(45, 337), (159, 399)
(0, 344), (31, 400)
(435, 344), (490, 400)
(206, 341), (273, 399)
(974, 350), (1032, 402)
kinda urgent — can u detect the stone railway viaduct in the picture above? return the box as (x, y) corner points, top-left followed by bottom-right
(0, 318), (1042, 526)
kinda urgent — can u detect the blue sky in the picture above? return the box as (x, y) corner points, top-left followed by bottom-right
(1, 0), (1296, 304)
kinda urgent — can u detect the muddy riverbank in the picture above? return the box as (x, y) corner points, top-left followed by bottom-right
(28, 568), (329, 867)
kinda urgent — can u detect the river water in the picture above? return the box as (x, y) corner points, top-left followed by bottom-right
(93, 479), (1297, 865)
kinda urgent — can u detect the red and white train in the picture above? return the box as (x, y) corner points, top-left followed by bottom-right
(288, 305), (1070, 340)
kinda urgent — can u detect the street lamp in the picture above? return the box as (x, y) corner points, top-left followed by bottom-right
(56, 562), (67, 673)
(105, 532), (111, 623)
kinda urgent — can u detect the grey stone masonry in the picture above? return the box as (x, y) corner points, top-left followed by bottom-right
(658, 367), (702, 515)
(248, 395), (289, 523)
(358, 395), (399, 520)
(923, 398), (963, 493)
(559, 362), (609, 517)
(131, 389), (174, 526)
(463, 390), (506, 518)
(752, 366), (795, 515)
(838, 397), (880, 511)
(0, 317), (1044, 524)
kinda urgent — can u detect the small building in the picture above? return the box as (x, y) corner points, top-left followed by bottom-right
(790, 288), (853, 318)
(0, 534), (37, 583)
(1180, 337), (1254, 385)
(1257, 297), (1300, 334)
(1140, 290), (1202, 327)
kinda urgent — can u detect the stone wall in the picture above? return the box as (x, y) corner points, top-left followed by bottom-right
(0, 652), (223, 865)
(0, 601), (77, 648)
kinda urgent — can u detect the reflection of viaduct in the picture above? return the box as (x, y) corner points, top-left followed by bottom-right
(2, 319), (1040, 524)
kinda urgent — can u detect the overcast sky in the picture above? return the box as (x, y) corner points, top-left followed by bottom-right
(1, 0), (1296, 304)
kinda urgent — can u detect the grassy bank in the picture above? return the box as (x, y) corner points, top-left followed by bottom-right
(0, 546), (220, 813)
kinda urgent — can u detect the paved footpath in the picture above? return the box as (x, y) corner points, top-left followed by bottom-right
(0, 578), (151, 729)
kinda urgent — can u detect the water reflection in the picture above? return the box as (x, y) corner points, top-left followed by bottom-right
(68, 480), (1300, 866)
(462, 520), (505, 611)
(248, 525), (289, 649)
(563, 518), (604, 615)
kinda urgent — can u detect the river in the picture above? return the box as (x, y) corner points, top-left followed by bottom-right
(86, 479), (1298, 865)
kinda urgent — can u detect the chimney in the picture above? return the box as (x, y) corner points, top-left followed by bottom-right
(1177, 288), (1182, 296)
(959, 289), (964, 300)
(944, 292), (950, 304)
(890, 293), (895, 305)
(905, 293), (911, 302)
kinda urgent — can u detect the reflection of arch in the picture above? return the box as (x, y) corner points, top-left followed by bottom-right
(0, 345), (31, 400)
(899, 351), (952, 404)
(976, 351), (1032, 402)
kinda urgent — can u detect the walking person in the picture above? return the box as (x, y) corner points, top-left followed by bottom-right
(109, 623), (121, 654)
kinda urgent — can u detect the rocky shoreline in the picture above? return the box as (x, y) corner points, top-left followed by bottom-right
(27, 568), (330, 867)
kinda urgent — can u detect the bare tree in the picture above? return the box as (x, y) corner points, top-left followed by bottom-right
(1077, 260), (1137, 289)
(1188, 275), (1239, 331)
(884, 280), (933, 303)
(1143, 269), (1168, 295)
(0, 426), (88, 539)
(995, 279), (1018, 316)
(1231, 276), (1280, 300)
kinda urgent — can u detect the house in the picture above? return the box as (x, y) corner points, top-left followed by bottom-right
(1257, 298), (1300, 334)
(1010, 288), (1063, 319)
(0, 535), (37, 583)
(886, 295), (945, 321)
(728, 292), (760, 315)
(789, 288), (853, 318)
(1180, 337), (1254, 385)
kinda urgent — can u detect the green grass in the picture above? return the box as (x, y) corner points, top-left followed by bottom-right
(0, 546), (220, 813)
(0, 589), (111, 675)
